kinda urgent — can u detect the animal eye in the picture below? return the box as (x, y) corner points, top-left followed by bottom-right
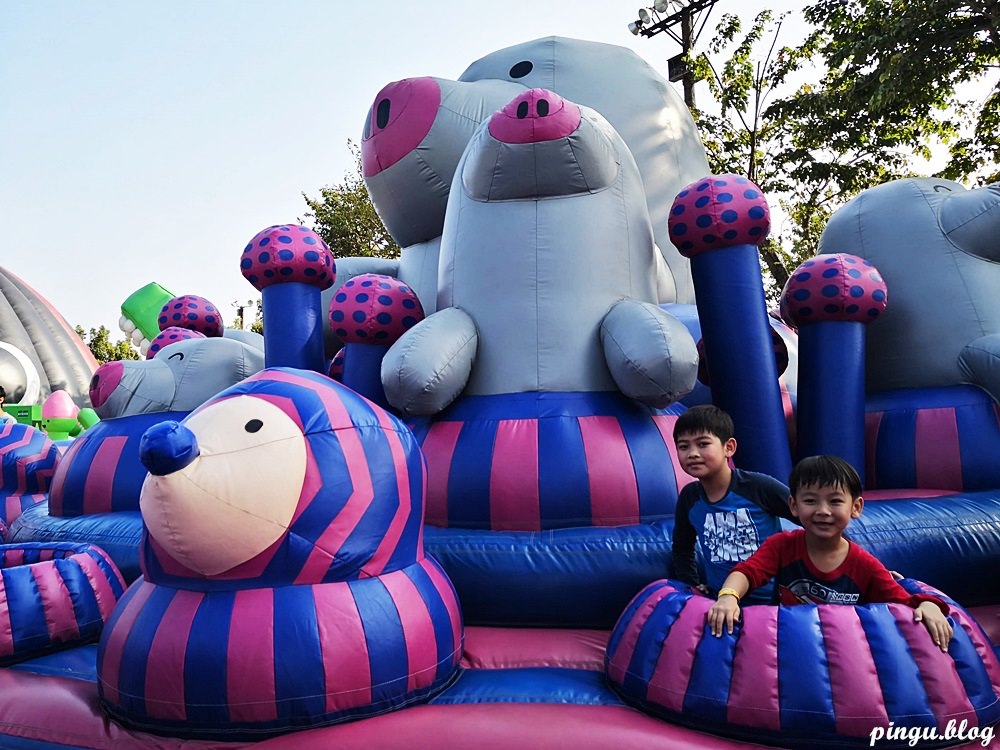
(245, 419), (263, 433)
(168, 352), (185, 360)
(509, 60), (533, 78)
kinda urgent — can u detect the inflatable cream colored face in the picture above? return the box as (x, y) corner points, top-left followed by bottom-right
(459, 36), (710, 304)
(140, 395), (305, 576)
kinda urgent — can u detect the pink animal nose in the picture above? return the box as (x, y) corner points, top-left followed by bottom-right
(89, 360), (124, 409)
(488, 88), (581, 144)
(361, 77), (441, 177)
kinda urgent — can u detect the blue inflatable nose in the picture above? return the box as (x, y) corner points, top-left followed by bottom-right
(140, 421), (200, 476)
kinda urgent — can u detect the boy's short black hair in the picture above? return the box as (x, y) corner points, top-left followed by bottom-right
(673, 404), (734, 443)
(0, 386), (6, 400)
(788, 455), (862, 498)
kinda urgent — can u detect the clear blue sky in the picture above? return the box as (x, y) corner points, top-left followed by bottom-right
(0, 1), (805, 336)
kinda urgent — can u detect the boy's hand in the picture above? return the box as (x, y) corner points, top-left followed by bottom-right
(707, 595), (740, 637)
(914, 601), (953, 652)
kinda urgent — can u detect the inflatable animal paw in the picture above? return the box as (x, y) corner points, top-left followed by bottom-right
(97, 368), (463, 738)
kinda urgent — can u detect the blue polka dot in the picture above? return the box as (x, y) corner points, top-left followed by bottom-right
(822, 285), (839, 297)
(331, 310), (344, 322)
(822, 268), (839, 278)
(744, 190), (759, 199)
(355, 330), (368, 339)
(403, 316), (418, 328)
(748, 206), (766, 220)
(355, 293), (369, 303)
(279, 267), (293, 276)
(304, 268), (316, 276)
(206, 315), (217, 323)
(278, 250), (294, 261)
(696, 182), (710, 191)
(187, 313), (198, 320)
(378, 295), (393, 305)
(681, 241), (694, 251)
(335, 328), (348, 338)
(672, 204), (685, 215)
(721, 210), (738, 223)
(378, 282), (392, 289)
(848, 268), (861, 278)
(824, 304), (840, 314)
(244, 244), (253, 253)
(402, 299), (416, 309)
(871, 273), (883, 283)
(868, 308), (881, 317)
(258, 237), (271, 247)
(723, 230), (738, 240)
(850, 286), (864, 298)
(736, 177), (749, 183)
(247, 274), (258, 284)
(305, 250), (319, 261)
(696, 215), (712, 228)
(361, 280), (373, 287)
(846, 304), (859, 314)
(303, 236), (317, 245)
(793, 289), (810, 301)
(335, 293), (347, 302)
(872, 289), (886, 302)
(264, 269), (275, 278)
(677, 189), (689, 198)
(258, 252), (270, 263)
(352, 311), (366, 323)
(171, 313), (182, 321)
(845, 256), (857, 264)
(714, 179), (728, 187)
(376, 313), (392, 325)
(718, 193), (733, 203)
(673, 223), (688, 236)
(749, 227), (762, 236)
(695, 196), (711, 208)
(799, 307), (813, 317)
(796, 272), (811, 282)
(298, 226), (308, 232)
(702, 234), (717, 244)
(277, 235), (292, 244)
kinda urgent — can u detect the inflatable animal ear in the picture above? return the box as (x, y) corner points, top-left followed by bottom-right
(98, 368), (463, 738)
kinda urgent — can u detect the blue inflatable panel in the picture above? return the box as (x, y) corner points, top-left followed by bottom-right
(8, 502), (143, 583)
(431, 667), (625, 706)
(425, 522), (672, 628)
(847, 492), (1000, 606)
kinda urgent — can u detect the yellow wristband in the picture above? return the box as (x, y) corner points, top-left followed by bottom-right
(717, 588), (741, 601)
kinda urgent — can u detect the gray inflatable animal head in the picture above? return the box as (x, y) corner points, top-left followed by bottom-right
(818, 178), (1000, 396)
(89, 337), (265, 418)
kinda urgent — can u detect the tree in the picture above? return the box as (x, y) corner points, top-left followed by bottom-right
(301, 140), (400, 259)
(797, 0), (1000, 184)
(230, 300), (263, 334)
(76, 325), (139, 364)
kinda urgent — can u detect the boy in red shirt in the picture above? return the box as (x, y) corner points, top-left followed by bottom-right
(707, 454), (953, 652)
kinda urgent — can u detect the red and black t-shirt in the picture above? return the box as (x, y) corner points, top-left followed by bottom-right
(732, 530), (948, 612)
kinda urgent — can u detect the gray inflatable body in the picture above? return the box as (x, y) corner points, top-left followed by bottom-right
(818, 178), (1000, 399)
(349, 36), (709, 328)
(383, 90), (697, 414)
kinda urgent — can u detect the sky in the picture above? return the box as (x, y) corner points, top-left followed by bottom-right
(1, 0), (808, 337)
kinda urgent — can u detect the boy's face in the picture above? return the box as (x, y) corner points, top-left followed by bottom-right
(674, 430), (735, 480)
(789, 482), (863, 540)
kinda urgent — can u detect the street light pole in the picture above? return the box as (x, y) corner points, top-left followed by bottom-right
(627, 0), (719, 111)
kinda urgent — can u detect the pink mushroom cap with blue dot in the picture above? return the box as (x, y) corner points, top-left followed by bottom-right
(668, 174), (770, 257)
(780, 253), (888, 326)
(157, 295), (224, 337)
(240, 225), (336, 291)
(147, 327), (207, 359)
(329, 274), (424, 344)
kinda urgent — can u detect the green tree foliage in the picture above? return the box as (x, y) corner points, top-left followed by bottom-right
(230, 300), (263, 334)
(797, 0), (1000, 184)
(76, 325), (139, 364)
(301, 140), (400, 259)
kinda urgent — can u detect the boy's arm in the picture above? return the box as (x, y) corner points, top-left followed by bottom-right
(670, 491), (701, 587)
(861, 553), (953, 651)
(750, 472), (795, 522)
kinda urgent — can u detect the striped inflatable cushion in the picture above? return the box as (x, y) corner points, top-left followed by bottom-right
(605, 579), (1000, 746)
(409, 392), (688, 531)
(98, 556), (463, 738)
(866, 385), (1000, 492)
(0, 421), (59, 526)
(0, 542), (126, 665)
(49, 412), (187, 517)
